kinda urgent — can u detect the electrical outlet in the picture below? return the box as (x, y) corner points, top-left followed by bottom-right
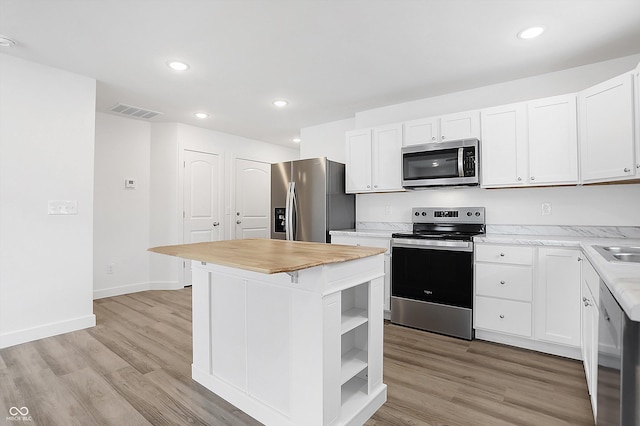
(107, 263), (114, 274)
(541, 202), (552, 216)
(385, 205), (392, 216)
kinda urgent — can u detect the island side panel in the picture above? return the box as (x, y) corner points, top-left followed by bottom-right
(191, 255), (386, 426)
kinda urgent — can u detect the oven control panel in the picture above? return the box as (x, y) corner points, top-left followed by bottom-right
(412, 207), (485, 223)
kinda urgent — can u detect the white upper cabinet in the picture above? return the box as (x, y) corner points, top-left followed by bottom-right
(403, 110), (480, 146)
(579, 72), (636, 183)
(403, 117), (439, 146)
(480, 103), (528, 187)
(345, 124), (403, 193)
(481, 95), (578, 188)
(527, 95), (578, 185)
(440, 110), (481, 142)
(345, 129), (373, 192)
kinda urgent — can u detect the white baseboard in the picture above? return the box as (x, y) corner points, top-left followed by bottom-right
(93, 281), (182, 300)
(475, 329), (582, 360)
(149, 281), (183, 291)
(0, 314), (96, 349)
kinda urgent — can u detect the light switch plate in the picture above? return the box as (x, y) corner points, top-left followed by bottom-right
(48, 200), (78, 215)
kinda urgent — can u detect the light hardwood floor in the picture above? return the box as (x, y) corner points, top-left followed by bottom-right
(0, 288), (594, 425)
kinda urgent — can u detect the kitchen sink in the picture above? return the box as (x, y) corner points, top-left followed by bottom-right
(594, 245), (640, 263)
(612, 253), (640, 262)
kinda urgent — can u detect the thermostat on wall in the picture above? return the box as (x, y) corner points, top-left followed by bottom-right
(125, 178), (136, 189)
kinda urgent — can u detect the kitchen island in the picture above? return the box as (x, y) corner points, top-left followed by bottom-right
(149, 239), (387, 426)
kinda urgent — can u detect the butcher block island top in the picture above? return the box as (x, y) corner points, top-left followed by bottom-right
(148, 238), (386, 274)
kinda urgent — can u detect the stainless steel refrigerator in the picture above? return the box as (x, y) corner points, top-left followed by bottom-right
(271, 157), (355, 243)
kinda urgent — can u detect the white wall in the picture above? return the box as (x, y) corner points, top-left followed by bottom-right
(0, 54), (96, 348)
(96, 119), (299, 298)
(357, 185), (640, 226)
(300, 118), (355, 163)
(300, 54), (640, 228)
(94, 113), (151, 298)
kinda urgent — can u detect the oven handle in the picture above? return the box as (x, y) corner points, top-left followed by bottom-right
(392, 239), (473, 252)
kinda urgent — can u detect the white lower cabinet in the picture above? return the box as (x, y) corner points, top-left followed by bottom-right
(534, 248), (581, 347)
(581, 257), (600, 418)
(474, 244), (533, 338)
(474, 243), (582, 359)
(475, 296), (532, 337)
(332, 234), (392, 314)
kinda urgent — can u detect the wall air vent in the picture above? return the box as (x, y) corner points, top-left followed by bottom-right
(109, 103), (163, 119)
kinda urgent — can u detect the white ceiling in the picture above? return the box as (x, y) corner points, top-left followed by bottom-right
(2, 0), (640, 148)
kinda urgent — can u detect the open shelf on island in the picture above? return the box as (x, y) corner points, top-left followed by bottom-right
(341, 347), (368, 385)
(341, 307), (368, 334)
(340, 374), (369, 424)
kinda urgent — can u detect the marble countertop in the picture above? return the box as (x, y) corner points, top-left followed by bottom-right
(477, 233), (640, 321)
(330, 229), (395, 238)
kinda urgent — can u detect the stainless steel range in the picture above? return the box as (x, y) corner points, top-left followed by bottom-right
(391, 207), (485, 340)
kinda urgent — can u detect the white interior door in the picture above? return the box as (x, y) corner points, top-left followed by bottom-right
(234, 158), (270, 239)
(184, 150), (221, 284)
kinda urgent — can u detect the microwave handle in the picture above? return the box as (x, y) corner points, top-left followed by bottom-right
(457, 147), (464, 177)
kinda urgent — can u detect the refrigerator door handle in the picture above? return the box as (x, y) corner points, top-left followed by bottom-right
(291, 182), (298, 241)
(285, 182), (292, 240)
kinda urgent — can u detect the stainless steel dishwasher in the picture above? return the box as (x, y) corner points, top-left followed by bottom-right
(597, 281), (640, 425)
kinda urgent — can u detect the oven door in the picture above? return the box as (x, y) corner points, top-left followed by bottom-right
(391, 239), (473, 309)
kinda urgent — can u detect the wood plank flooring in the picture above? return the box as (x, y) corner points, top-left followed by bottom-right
(0, 288), (594, 425)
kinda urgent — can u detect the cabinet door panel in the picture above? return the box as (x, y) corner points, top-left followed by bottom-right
(480, 104), (527, 187)
(440, 110), (480, 142)
(403, 117), (439, 146)
(372, 124), (402, 191)
(345, 129), (372, 192)
(528, 95), (578, 185)
(579, 73), (635, 183)
(535, 248), (581, 347)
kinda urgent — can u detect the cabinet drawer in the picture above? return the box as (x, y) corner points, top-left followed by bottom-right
(475, 296), (532, 337)
(475, 264), (533, 301)
(331, 235), (390, 253)
(475, 244), (533, 265)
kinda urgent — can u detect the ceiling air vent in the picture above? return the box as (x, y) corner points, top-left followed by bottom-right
(109, 103), (163, 119)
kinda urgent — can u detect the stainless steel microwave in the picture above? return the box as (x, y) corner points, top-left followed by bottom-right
(401, 138), (479, 188)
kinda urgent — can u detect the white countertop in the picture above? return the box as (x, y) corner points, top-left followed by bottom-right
(330, 229), (395, 238)
(477, 233), (640, 321)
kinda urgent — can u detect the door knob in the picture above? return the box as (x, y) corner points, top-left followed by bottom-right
(236, 220), (242, 224)
(624, 168), (631, 173)
(213, 222), (219, 227)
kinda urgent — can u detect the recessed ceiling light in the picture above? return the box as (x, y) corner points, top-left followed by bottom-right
(194, 112), (209, 119)
(0, 35), (17, 47)
(167, 61), (190, 71)
(292, 138), (301, 143)
(518, 26), (545, 40)
(273, 100), (288, 108)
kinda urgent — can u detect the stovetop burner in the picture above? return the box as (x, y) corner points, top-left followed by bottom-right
(392, 207), (486, 241)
